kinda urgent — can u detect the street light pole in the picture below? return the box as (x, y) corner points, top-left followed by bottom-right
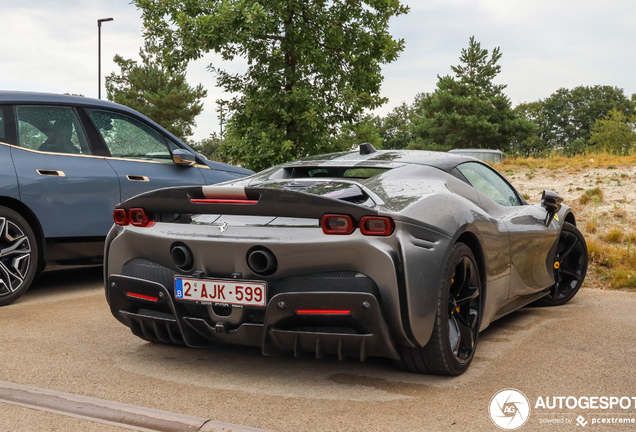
(97, 18), (114, 100)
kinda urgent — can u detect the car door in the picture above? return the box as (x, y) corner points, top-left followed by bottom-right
(84, 108), (206, 202)
(10, 105), (120, 238)
(456, 162), (558, 298)
(0, 106), (20, 201)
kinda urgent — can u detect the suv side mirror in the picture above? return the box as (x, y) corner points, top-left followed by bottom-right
(541, 190), (563, 226)
(172, 149), (196, 167)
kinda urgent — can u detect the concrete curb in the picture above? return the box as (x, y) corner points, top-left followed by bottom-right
(0, 380), (271, 432)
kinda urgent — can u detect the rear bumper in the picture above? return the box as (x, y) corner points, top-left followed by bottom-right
(107, 259), (400, 361)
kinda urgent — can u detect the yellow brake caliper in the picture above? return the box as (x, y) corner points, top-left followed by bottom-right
(451, 277), (460, 314)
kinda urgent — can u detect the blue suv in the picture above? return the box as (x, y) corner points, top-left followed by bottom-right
(0, 91), (252, 305)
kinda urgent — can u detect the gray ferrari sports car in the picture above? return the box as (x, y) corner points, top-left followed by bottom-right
(104, 144), (588, 375)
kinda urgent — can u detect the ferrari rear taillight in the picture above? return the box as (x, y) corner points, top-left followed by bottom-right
(113, 208), (153, 227)
(321, 214), (354, 235)
(360, 217), (393, 236)
(113, 209), (129, 226)
(130, 208), (150, 227)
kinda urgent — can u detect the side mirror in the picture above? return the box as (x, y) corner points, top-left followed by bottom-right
(172, 149), (196, 167)
(541, 190), (563, 226)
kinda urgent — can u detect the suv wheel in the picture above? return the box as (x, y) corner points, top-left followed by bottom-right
(0, 207), (38, 306)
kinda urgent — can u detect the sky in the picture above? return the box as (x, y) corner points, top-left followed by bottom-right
(1, 0), (634, 142)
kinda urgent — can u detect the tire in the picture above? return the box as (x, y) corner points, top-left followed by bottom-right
(0, 207), (39, 306)
(396, 243), (482, 376)
(533, 222), (587, 307)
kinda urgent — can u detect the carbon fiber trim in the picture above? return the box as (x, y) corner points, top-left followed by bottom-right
(121, 259), (176, 290)
(268, 272), (380, 298)
(138, 308), (176, 320)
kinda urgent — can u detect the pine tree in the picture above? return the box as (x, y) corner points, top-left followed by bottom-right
(106, 42), (207, 140)
(409, 37), (532, 152)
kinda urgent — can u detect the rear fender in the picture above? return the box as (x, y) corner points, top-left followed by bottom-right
(397, 224), (452, 347)
(395, 193), (498, 347)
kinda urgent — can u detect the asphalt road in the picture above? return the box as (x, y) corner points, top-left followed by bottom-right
(1, 268), (635, 431)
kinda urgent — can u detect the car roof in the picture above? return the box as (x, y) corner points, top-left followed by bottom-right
(0, 90), (253, 175)
(0, 90), (141, 112)
(289, 149), (479, 172)
(0, 90), (181, 143)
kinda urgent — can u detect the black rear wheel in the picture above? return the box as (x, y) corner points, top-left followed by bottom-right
(396, 243), (482, 375)
(0, 207), (39, 306)
(533, 222), (587, 307)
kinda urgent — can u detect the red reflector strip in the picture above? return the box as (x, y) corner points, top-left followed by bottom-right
(126, 292), (159, 302)
(296, 310), (351, 315)
(190, 199), (258, 204)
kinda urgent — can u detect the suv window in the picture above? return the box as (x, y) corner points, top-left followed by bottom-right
(87, 109), (171, 161)
(457, 162), (522, 206)
(16, 106), (91, 155)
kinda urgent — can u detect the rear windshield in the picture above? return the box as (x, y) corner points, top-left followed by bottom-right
(285, 167), (390, 179)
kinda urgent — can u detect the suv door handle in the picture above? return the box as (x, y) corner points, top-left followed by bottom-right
(37, 169), (66, 177)
(126, 175), (149, 182)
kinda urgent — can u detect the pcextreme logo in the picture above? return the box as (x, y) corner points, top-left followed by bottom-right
(489, 389), (531, 430)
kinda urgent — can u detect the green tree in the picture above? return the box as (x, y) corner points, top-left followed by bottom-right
(409, 37), (532, 152)
(512, 101), (549, 156)
(134, 0), (409, 171)
(375, 100), (417, 150)
(335, 114), (383, 150)
(189, 133), (230, 163)
(539, 85), (636, 153)
(106, 42), (207, 141)
(589, 109), (636, 155)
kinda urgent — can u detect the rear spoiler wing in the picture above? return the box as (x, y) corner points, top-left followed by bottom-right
(117, 185), (380, 220)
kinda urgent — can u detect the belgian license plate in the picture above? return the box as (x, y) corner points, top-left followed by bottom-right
(174, 277), (267, 307)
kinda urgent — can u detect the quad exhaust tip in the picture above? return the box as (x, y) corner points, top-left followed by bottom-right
(247, 248), (277, 276)
(170, 243), (194, 271)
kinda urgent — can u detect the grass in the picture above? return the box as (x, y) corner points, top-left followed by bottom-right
(579, 187), (604, 204)
(503, 152), (636, 170)
(604, 229), (623, 243)
(608, 270), (636, 289)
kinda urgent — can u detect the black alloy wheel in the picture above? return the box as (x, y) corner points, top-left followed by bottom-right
(0, 207), (38, 306)
(446, 253), (481, 364)
(396, 243), (481, 375)
(534, 222), (587, 307)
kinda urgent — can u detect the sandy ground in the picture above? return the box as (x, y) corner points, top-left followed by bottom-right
(502, 161), (636, 290)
